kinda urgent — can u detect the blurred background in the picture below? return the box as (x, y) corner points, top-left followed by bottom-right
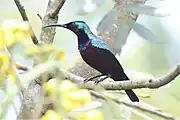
(0, 0), (180, 119)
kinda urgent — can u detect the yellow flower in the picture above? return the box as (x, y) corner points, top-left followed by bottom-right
(25, 44), (55, 56)
(60, 97), (80, 111)
(58, 50), (65, 62)
(2, 20), (32, 47)
(25, 44), (55, 62)
(6, 69), (17, 83)
(0, 51), (16, 86)
(59, 80), (92, 111)
(59, 80), (78, 93)
(0, 51), (11, 72)
(25, 45), (41, 56)
(25, 44), (66, 63)
(60, 89), (91, 111)
(74, 89), (91, 105)
(41, 110), (62, 120)
(76, 110), (103, 120)
(0, 29), (6, 49)
(43, 79), (57, 96)
(51, 49), (65, 63)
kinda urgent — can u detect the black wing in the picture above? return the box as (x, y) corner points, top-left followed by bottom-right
(81, 46), (129, 81)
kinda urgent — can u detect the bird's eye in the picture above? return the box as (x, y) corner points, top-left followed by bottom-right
(71, 22), (76, 26)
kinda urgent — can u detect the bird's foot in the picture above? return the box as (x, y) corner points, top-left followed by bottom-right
(84, 78), (103, 84)
(94, 76), (109, 85)
(84, 78), (90, 83)
(83, 74), (105, 84)
(83, 78), (100, 84)
(94, 80), (101, 85)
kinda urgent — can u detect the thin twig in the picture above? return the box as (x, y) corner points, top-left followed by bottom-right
(120, 100), (178, 120)
(37, 13), (42, 20)
(90, 91), (180, 120)
(14, 0), (38, 44)
(15, 64), (28, 71)
(131, 109), (154, 120)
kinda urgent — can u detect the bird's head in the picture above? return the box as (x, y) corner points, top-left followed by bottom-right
(42, 21), (91, 36)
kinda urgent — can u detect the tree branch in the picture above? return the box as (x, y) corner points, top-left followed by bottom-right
(20, 61), (61, 89)
(14, 0), (38, 44)
(39, 0), (65, 44)
(17, 60), (180, 119)
(63, 63), (180, 90)
(18, 60), (180, 92)
(90, 91), (180, 120)
(15, 0), (65, 119)
(16, 60), (180, 119)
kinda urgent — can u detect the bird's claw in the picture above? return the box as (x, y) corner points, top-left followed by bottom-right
(84, 75), (108, 84)
(84, 78), (96, 83)
(83, 78), (90, 83)
(94, 80), (100, 85)
(94, 76), (109, 85)
(83, 74), (105, 84)
(84, 78), (100, 85)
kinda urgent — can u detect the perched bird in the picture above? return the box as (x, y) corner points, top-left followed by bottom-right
(42, 21), (139, 102)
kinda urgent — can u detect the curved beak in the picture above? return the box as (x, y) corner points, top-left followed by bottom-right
(42, 24), (67, 29)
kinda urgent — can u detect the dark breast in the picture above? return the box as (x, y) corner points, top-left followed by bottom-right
(80, 45), (129, 81)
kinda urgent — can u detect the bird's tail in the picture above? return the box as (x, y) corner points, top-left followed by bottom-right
(125, 90), (139, 102)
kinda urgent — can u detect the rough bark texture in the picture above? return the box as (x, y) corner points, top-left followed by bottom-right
(16, 0), (65, 119)
(39, 0), (65, 44)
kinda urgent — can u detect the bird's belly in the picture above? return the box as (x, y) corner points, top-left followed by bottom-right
(80, 48), (113, 75)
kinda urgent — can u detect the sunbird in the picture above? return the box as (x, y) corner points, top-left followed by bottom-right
(42, 21), (139, 102)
